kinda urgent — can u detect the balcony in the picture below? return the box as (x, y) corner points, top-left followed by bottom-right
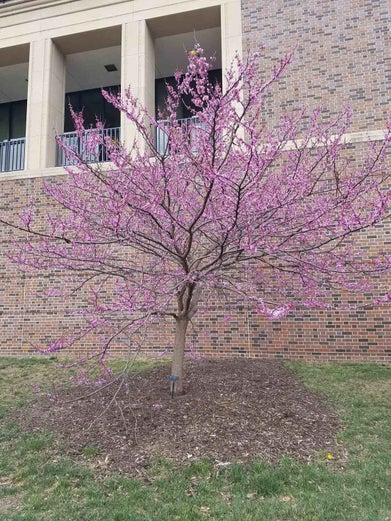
(56, 127), (120, 166)
(0, 138), (25, 172)
(154, 116), (205, 156)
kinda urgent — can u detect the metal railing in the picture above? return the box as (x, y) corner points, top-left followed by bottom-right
(56, 127), (120, 166)
(154, 116), (204, 155)
(0, 138), (25, 172)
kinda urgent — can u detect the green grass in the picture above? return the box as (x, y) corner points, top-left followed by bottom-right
(0, 357), (390, 520)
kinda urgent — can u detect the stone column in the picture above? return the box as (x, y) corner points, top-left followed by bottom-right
(121, 20), (155, 150)
(221, 0), (243, 91)
(25, 38), (65, 170)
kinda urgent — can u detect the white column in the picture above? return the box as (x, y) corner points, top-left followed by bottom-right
(221, 0), (243, 91)
(25, 39), (65, 170)
(121, 20), (155, 150)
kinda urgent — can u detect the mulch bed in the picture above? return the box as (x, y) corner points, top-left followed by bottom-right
(15, 359), (342, 474)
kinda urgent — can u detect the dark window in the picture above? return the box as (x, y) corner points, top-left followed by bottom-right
(81, 89), (103, 126)
(64, 86), (120, 132)
(64, 92), (80, 132)
(155, 69), (222, 120)
(0, 104), (10, 141)
(0, 100), (27, 141)
(155, 77), (177, 119)
(10, 100), (27, 139)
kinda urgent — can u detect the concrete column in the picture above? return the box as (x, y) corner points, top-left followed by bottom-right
(25, 38), (65, 170)
(121, 20), (155, 150)
(221, 0), (243, 91)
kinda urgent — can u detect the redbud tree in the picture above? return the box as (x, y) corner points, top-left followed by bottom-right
(4, 47), (391, 395)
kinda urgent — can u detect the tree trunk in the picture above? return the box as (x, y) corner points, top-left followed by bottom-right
(170, 316), (189, 396)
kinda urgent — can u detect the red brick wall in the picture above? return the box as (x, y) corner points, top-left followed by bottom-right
(241, 0), (390, 133)
(0, 0), (390, 362)
(1, 160), (390, 364)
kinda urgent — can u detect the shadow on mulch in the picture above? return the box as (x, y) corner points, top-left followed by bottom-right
(15, 359), (341, 474)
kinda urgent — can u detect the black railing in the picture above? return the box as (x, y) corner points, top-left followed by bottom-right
(56, 127), (120, 166)
(0, 138), (25, 172)
(154, 116), (204, 155)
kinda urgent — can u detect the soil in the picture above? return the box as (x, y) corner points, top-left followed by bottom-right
(15, 359), (342, 474)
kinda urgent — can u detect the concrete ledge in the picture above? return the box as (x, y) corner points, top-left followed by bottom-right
(0, 166), (66, 181)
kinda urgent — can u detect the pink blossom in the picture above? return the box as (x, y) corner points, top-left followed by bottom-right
(3, 47), (391, 391)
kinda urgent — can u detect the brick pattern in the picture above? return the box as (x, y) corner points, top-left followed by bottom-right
(241, 0), (390, 133)
(1, 0), (391, 362)
(0, 152), (390, 363)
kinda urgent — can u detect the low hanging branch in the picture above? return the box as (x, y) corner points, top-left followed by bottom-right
(2, 46), (391, 395)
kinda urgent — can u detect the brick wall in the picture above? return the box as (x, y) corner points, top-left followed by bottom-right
(241, 0), (390, 133)
(1, 155), (390, 364)
(0, 0), (390, 363)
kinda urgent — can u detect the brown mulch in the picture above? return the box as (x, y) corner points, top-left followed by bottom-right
(14, 359), (341, 474)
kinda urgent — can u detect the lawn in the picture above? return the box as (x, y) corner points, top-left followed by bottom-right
(0, 357), (390, 520)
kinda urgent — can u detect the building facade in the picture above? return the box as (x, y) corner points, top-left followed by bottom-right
(0, 0), (390, 361)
